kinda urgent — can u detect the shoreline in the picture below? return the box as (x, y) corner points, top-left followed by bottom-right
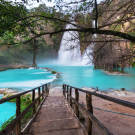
(102, 70), (132, 76)
(81, 87), (135, 97)
(1, 86), (135, 99)
(0, 66), (60, 78)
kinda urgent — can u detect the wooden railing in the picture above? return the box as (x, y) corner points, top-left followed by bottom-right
(0, 83), (50, 135)
(63, 84), (135, 135)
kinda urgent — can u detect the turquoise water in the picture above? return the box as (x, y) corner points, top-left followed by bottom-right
(0, 65), (135, 91)
(0, 68), (56, 125)
(38, 64), (135, 91)
(0, 68), (56, 90)
(0, 95), (16, 125)
(0, 65), (135, 124)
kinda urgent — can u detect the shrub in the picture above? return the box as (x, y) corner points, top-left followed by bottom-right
(51, 70), (57, 74)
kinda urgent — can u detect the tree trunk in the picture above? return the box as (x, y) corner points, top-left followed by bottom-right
(32, 50), (37, 67)
(32, 39), (37, 67)
(116, 63), (118, 70)
(121, 67), (124, 72)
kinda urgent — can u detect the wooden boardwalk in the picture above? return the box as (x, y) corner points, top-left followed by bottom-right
(1, 83), (135, 135)
(27, 89), (87, 135)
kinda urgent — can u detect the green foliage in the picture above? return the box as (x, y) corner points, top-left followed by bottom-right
(132, 62), (135, 67)
(0, 115), (15, 131)
(0, 94), (33, 132)
(130, 42), (134, 48)
(51, 70), (57, 74)
(128, 31), (135, 36)
(0, 67), (14, 72)
(0, 0), (28, 38)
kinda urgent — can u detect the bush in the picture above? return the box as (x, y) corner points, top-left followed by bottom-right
(0, 94), (33, 132)
(51, 70), (57, 74)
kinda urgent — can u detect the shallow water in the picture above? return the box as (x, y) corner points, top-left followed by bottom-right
(0, 65), (135, 91)
(0, 95), (16, 126)
(0, 68), (56, 90)
(38, 64), (135, 92)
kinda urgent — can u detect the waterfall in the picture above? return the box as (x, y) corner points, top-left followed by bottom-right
(58, 22), (81, 65)
(58, 22), (95, 66)
(81, 45), (94, 65)
(81, 20), (97, 66)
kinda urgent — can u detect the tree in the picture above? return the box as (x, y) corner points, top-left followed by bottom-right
(26, 37), (46, 67)
(1, 0), (135, 44)
(1, 0), (135, 70)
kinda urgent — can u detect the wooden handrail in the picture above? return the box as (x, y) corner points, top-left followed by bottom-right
(0, 83), (50, 135)
(71, 97), (113, 135)
(66, 85), (135, 109)
(0, 84), (47, 104)
(63, 84), (135, 135)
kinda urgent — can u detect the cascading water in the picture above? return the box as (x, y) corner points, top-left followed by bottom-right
(81, 45), (94, 65)
(81, 20), (97, 65)
(58, 22), (95, 66)
(58, 22), (81, 65)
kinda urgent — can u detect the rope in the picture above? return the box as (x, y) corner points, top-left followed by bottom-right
(81, 103), (135, 117)
(93, 107), (135, 117)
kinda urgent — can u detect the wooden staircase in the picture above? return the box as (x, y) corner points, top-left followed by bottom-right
(28, 95), (86, 135)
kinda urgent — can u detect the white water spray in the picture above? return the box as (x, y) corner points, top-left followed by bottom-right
(81, 20), (97, 65)
(58, 22), (81, 65)
(58, 22), (95, 66)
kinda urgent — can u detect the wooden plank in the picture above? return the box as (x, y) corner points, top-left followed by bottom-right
(38, 87), (40, 105)
(21, 96), (48, 134)
(0, 97), (40, 135)
(0, 83), (50, 104)
(67, 85), (69, 101)
(32, 90), (36, 115)
(86, 94), (93, 135)
(75, 89), (79, 118)
(45, 84), (49, 94)
(63, 84), (65, 96)
(16, 96), (21, 135)
(42, 86), (44, 99)
(67, 85), (135, 109)
(70, 87), (72, 107)
(0, 89), (34, 104)
(71, 97), (113, 135)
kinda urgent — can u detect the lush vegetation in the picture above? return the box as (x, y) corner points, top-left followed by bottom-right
(0, 0), (135, 70)
(0, 94), (33, 133)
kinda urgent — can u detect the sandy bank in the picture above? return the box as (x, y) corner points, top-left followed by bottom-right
(102, 70), (132, 76)
(49, 86), (135, 134)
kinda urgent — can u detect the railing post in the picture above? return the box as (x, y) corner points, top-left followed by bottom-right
(46, 84), (49, 95)
(69, 87), (72, 107)
(38, 87), (40, 105)
(16, 96), (21, 135)
(45, 84), (47, 94)
(42, 85), (44, 99)
(86, 94), (93, 135)
(45, 84), (49, 95)
(67, 85), (69, 101)
(32, 90), (36, 115)
(63, 84), (66, 97)
(63, 84), (64, 95)
(75, 89), (79, 118)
